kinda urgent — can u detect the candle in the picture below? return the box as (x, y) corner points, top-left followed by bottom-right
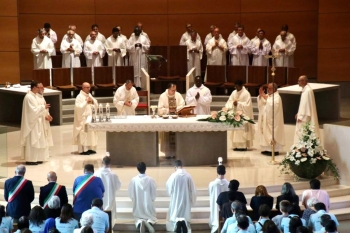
(99, 104), (103, 121)
(106, 103), (110, 120)
(91, 105), (96, 122)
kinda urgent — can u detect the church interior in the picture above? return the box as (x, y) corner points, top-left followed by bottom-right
(1, 0), (350, 232)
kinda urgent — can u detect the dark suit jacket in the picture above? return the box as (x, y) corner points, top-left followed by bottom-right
(4, 176), (35, 219)
(250, 195), (274, 221)
(39, 182), (68, 208)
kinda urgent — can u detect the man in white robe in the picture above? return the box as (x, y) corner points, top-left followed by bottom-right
(225, 80), (255, 150)
(31, 28), (54, 69)
(85, 24), (106, 44)
(62, 25), (84, 46)
(94, 156), (121, 223)
(128, 162), (157, 233)
(204, 25), (222, 47)
(105, 27), (126, 67)
(20, 81), (50, 165)
(185, 76), (212, 115)
(113, 80), (139, 115)
(36, 84), (53, 159)
(206, 27), (228, 66)
(258, 83), (285, 155)
(294, 76), (320, 144)
(60, 30), (82, 68)
(72, 82), (99, 155)
(228, 25), (254, 66)
(186, 31), (203, 77)
(158, 83), (185, 158)
(117, 26), (129, 65)
(84, 31), (106, 67)
(130, 22), (151, 44)
(127, 26), (150, 88)
(251, 29), (271, 66)
(166, 160), (196, 233)
(44, 23), (57, 55)
(208, 165), (229, 233)
(227, 22), (240, 43)
(275, 24), (296, 67)
(179, 23), (202, 45)
(272, 31), (295, 67)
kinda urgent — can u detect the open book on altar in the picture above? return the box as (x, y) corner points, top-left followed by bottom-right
(177, 105), (196, 117)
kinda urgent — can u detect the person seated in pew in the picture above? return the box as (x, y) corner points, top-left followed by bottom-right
(217, 179), (247, 210)
(220, 201), (253, 233)
(255, 204), (271, 233)
(272, 200), (290, 231)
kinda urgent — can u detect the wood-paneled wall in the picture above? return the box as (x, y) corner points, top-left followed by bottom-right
(0, 0), (348, 84)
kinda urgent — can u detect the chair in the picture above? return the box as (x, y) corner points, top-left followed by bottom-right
(115, 66), (134, 87)
(73, 67), (94, 96)
(286, 67), (300, 86)
(137, 91), (149, 114)
(51, 55), (62, 68)
(52, 68), (76, 98)
(245, 66), (267, 95)
(224, 65), (246, 88)
(94, 66), (115, 97)
(267, 66), (287, 87)
(205, 65), (226, 95)
(32, 69), (51, 87)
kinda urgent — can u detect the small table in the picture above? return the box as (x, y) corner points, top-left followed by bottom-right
(0, 86), (62, 125)
(278, 83), (340, 123)
(86, 116), (243, 166)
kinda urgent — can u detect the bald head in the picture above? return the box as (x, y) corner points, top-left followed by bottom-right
(82, 82), (91, 94)
(47, 171), (57, 182)
(214, 27), (220, 39)
(15, 165), (26, 176)
(69, 25), (76, 31)
(298, 75), (308, 87)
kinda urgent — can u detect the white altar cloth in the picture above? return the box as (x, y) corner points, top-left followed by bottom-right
(85, 115), (244, 132)
(278, 83), (339, 94)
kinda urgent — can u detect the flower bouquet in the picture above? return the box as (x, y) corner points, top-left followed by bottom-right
(280, 121), (340, 180)
(197, 107), (255, 127)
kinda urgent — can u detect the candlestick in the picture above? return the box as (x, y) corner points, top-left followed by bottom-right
(99, 104), (103, 122)
(106, 103), (110, 121)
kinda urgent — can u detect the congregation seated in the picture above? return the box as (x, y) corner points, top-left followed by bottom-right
(255, 204), (271, 232)
(276, 182), (299, 213)
(43, 218), (55, 233)
(73, 212), (94, 233)
(302, 179), (330, 212)
(29, 206), (46, 233)
(272, 200), (290, 231)
(82, 198), (109, 233)
(221, 201), (253, 233)
(324, 219), (338, 233)
(308, 202), (339, 232)
(301, 197), (318, 224)
(281, 203), (306, 232)
(44, 196), (61, 219)
(14, 216), (30, 233)
(261, 220), (280, 233)
(250, 185), (274, 221)
(217, 179), (247, 210)
(289, 216), (304, 233)
(55, 204), (79, 233)
(0, 205), (13, 233)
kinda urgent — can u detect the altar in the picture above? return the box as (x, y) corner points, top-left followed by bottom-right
(85, 116), (243, 166)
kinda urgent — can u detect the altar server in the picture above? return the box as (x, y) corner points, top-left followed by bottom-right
(186, 31), (203, 77)
(185, 76), (212, 115)
(85, 24), (106, 44)
(166, 160), (196, 233)
(294, 76), (320, 144)
(228, 25), (254, 66)
(208, 165), (229, 233)
(258, 83), (285, 155)
(94, 156), (121, 222)
(272, 30), (295, 67)
(180, 23), (201, 45)
(31, 28), (54, 69)
(105, 27), (126, 66)
(20, 81), (50, 165)
(113, 80), (139, 116)
(60, 30), (82, 68)
(84, 31), (105, 67)
(72, 82), (99, 155)
(127, 26), (150, 89)
(225, 80), (255, 151)
(251, 29), (271, 66)
(128, 162), (157, 233)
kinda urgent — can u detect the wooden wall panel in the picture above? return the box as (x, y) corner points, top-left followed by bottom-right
(19, 49), (34, 81)
(95, 0), (167, 14)
(96, 15), (168, 46)
(0, 0), (18, 16)
(0, 52), (20, 84)
(0, 17), (19, 51)
(319, 0), (350, 13)
(318, 13), (350, 49)
(18, 15), (96, 49)
(168, 14), (240, 45)
(168, 0), (240, 14)
(241, 0), (317, 13)
(18, 0), (95, 14)
(318, 49), (350, 82)
(294, 45), (317, 77)
(241, 12), (318, 46)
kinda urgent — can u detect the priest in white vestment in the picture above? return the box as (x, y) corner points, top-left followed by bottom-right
(227, 22), (240, 43)
(60, 30), (82, 68)
(204, 25), (222, 47)
(228, 25), (254, 66)
(258, 83), (285, 155)
(185, 76), (212, 115)
(275, 24), (296, 67)
(44, 23), (57, 55)
(31, 29), (54, 69)
(84, 31), (106, 67)
(208, 165), (229, 233)
(62, 25), (84, 47)
(225, 80), (255, 150)
(130, 22), (151, 44)
(85, 24), (106, 44)
(117, 26), (129, 65)
(272, 31), (295, 67)
(72, 82), (99, 155)
(166, 160), (196, 233)
(186, 31), (203, 77)
(20, 81), (50, 165)
(105, 27), (126, 67)
(36, 85), (53, 159)
(180, 23), (202, 45)
(251, 29), (271, 66)
(113, 80), (139, 116)
(128, 162), (157, 233)
(294, 76), (320, 144)
(158, 83), (185, 157)
(127, 26), (150, 88)
(206, 27), (228, 66)
(94, 156), (121, 222)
